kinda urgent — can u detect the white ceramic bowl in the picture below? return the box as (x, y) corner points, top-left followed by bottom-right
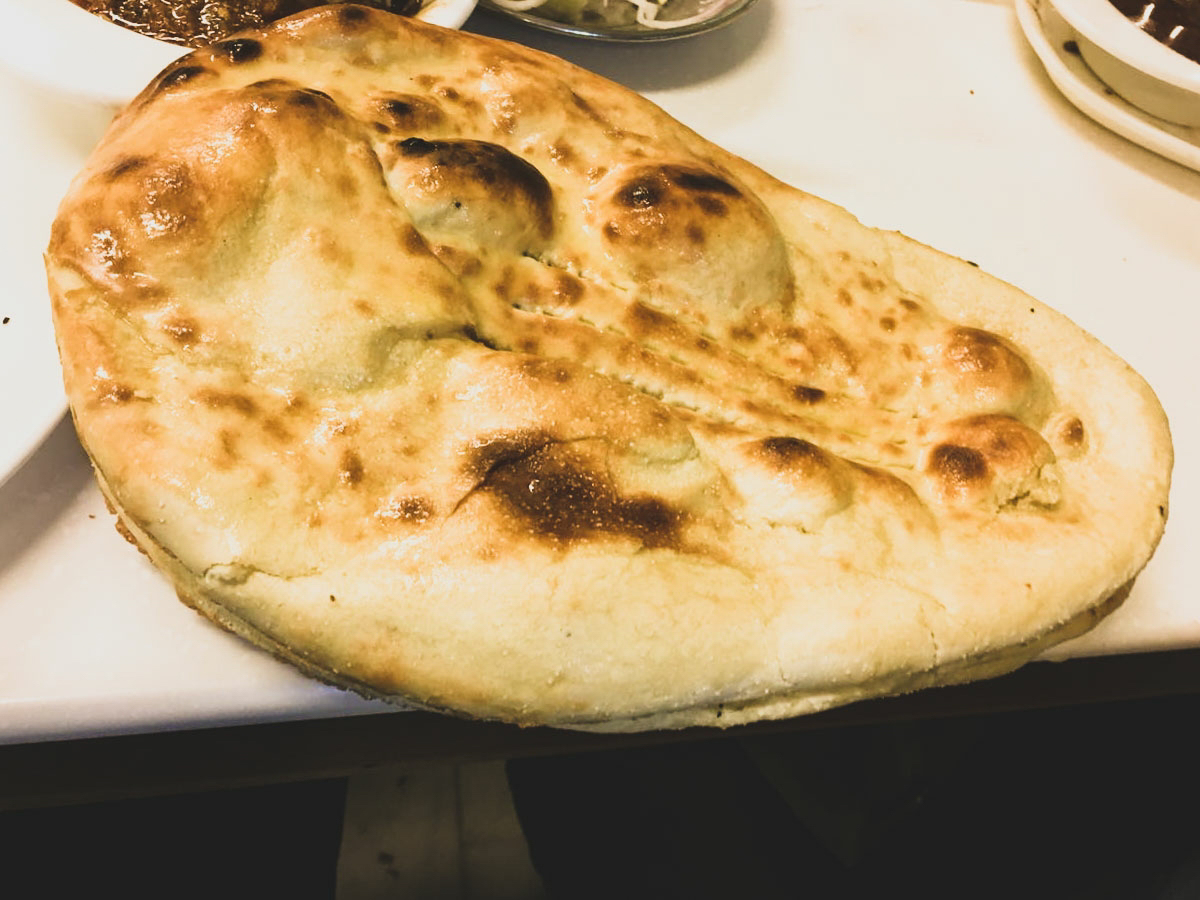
(1047, 0), (1200, 126)
(0, 0), (478, 107)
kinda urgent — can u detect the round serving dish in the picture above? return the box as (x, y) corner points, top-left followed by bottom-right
(0, 0), (479, 107)
(477, 0), (758, 42)
(1046, 0), (1200, 126)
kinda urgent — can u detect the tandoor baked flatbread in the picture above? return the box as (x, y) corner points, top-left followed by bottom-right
(47, 6), (1171, 731)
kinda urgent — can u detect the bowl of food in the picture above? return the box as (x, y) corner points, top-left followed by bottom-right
(478, 0), (757, 41)
(1045, 0), (1200, 125)
(0, 0), (478, 106)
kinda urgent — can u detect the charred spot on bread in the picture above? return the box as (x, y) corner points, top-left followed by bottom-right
(213, 38), (264, 64)
(791, 385), (826, 404)
(937, 415), (1056, 472)
(152, 65), (210, 93)
(924, 413), (1061, 509)
(615, 176), (664, 210)
(388, 138), (554, 251)
(337, 4), (373, 27)
(928, 443), (989, 489)
(195, 389), (258, 417)
(288, 87), (338, 111)
(374, 94), (445, 130)
(943, 326), (1030, 381)
(463, 431), (556, 482)
(340, 450), (365, 486)
(105, 156), (149, 180)
(1061, 416), (1086, 448)
(96, 381), (135, 404)
(606, 165), (740, 240)
(624, 302), (676, 335)
(376, 496), (435, 525)
(753, 436), (831, 471)
(666, 167), (741, 197)
(161, 316), (199, 346)
(479, 443), (684, 549)
(396, 139), (551, 213)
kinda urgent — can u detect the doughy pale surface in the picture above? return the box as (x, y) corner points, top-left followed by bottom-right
(47, 6), (1172, 730)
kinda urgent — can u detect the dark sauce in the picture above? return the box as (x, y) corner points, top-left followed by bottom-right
(70, 0), (424, 47)
(1109, 0), (1200, 64)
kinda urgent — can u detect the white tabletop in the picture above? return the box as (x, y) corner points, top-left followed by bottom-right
(1, 0), (1197, 746)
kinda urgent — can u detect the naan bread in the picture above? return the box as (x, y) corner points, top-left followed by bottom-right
(47, 6), (1171, 731)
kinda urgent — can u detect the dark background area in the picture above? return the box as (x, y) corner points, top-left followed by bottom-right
(5, 689), (1200, 898)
